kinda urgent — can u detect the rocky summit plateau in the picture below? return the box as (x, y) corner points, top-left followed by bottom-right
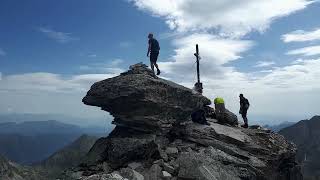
(66, 63), (303, 180)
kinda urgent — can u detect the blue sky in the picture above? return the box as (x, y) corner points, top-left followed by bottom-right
(0, 0), (320, 126)
(0, 0), (172, 75)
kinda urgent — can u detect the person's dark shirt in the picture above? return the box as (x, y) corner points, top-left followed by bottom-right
(240, 97), (249, 109)
(148, 38), (160, 53)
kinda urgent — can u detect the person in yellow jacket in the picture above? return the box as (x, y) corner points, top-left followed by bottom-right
(214, 97), (225, 121)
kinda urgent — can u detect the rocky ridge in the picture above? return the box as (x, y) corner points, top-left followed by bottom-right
(68, 63), (303, 180)
(279, 116), (320, 179)
(0, 155), (44, 180)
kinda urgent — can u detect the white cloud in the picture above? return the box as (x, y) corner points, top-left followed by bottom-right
(0, 72), (117, 93)
(254, 61), (276, 68)
(38, 27), (79, 43)
(0, 72), (119, 120)
(194, 58), (320, 120)
(79, 59), (125, 74)
(287, 45), (320, 56)
(130, 0), (314, 37)
(159, 33), (253, 80)
(127, 0), (320, 123)
(282, 28), (320, 43)
(0, 48), (6, 56)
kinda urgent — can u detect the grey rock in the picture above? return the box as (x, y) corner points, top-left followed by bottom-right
(82, 63), (210, 133)
(84, 134), (158, 169)
(78, 63), (303, 180)
(127, 162), (142, 170)
(159, 150), (168, 162)
(119, 168), (144, 180)
(0, 155), (44, 180)
(153, 159), (164, 166)
(163, 163), (175, 174)
(165, 147), (179, 156)
(222, 109), (239, 126)
(144, 164), (162, 180)
(162, 171), (172, 179)
(181, 122), (251, 147)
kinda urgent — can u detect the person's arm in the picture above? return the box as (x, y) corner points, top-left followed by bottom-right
(147, 40), (151, 57)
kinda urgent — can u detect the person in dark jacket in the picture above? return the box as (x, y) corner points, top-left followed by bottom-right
(147, 33), (161, 75)
(239, 94), (250, 128)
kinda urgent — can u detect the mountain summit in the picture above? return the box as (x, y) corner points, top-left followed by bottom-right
(68, 63), (303, 180)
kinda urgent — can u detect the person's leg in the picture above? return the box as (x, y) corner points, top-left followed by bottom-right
(154, 52), (160, 75)
(242, 110), (248, 127)
(154, 63), (160, 71)
(150, 61), (155, 73)
(150, 54), (155, 74)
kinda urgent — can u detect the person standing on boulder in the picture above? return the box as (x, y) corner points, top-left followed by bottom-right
(147, 33), (161, 75)
(239, 94), (250, 128)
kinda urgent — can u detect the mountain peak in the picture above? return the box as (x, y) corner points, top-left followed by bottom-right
(73, 64), (303, 180)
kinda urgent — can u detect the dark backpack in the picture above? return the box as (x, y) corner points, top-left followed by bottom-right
(151, 39), (160, 52)
(191, 109), (207, 125)
(244, 98), (250, 109)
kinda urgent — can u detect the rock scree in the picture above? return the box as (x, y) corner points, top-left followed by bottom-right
(69, 63), (303, 180)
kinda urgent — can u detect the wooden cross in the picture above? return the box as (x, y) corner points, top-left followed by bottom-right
(194, 44), (203, 94)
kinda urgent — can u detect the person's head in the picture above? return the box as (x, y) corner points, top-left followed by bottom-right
(239, 94), (244, 99)
(148, 33), (154, 39)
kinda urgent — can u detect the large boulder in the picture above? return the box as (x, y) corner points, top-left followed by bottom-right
(83, 63), (210, 133)
(72, 64), (302, 180)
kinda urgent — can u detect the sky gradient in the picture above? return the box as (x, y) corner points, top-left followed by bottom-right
(0, 0), (320, 126)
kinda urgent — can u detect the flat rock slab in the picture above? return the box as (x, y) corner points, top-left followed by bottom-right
(209, 123), (252, 145)
(183, 122), (252, 146)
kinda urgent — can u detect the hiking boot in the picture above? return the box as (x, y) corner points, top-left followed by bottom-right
(157, 69), (161, 75)
(241, 124), (249, 128)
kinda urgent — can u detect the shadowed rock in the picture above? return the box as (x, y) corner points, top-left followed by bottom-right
(83, 63), (210, 133)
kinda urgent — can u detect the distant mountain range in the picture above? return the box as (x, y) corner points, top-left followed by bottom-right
(0, 120), (112, 165)
(0, 134), (98, 180)
(264, 121), (296, 132)
(279, 115), (320, 180)
(0, 120), (82, 135)
(38, 134), (98, 178)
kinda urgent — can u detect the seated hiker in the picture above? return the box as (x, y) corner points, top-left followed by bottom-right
(147, 33), (161, 75)
(239, 94), (250, 128)
(191, 108), (210, 125)
(214, 97), (226, 123)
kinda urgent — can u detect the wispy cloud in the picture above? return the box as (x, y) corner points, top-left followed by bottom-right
(287, 45), (320, 56)
(282, 28), (320, 43)
(38, 27), (79, 43)
(254, 61), (276, 68)
(119, 41), (133, 48)
(79, 59), (125, 74)
(0, 48), (6, 56)
(87, 54), (97, 58)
